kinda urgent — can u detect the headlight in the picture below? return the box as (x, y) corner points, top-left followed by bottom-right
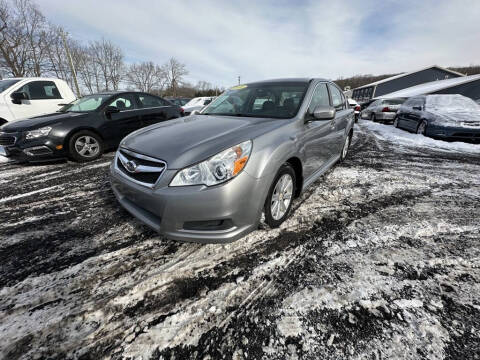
(25, 126), (52, 139)
(170, 140), (252, 187)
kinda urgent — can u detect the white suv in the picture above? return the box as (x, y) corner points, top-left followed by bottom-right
(0, 77), (76, 125)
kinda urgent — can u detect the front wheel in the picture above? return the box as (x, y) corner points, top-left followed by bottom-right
(264, 164), (296, 228)
(416, 121), (427, 135)
(393, 117), (399, 128)
(68, 130), (103, 162)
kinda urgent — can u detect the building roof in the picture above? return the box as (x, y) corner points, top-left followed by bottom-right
(378, 74), (480, 99)
(353, 65), (465, 90)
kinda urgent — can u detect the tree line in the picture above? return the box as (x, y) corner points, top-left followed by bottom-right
(0, 0), (222, 97)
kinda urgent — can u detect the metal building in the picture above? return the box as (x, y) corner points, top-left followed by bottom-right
(379, 74), (480, 103)
(351, 65), (464, 102)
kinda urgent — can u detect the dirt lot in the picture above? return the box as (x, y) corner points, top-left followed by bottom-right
(1, 122), (479, 360)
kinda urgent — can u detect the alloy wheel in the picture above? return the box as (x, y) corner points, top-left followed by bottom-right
(270, 174), (293, 220)
(75, 136), (100, 158)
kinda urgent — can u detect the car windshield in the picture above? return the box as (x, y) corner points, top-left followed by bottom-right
(59, 94), (113, 113)
(201, 82), (309, 119)
(0, 79), (20, 93)
(426, 95), (480, 112)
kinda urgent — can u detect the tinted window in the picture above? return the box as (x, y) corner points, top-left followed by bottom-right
(138, 94), (165, 108)
(17, 81), (62, 100)
(328, 84), (345, 111)
(203, 82), (309, 119)
(308, 83), (330, 114)
(108, 94), (137, 110)
(383, 98), (405, 105)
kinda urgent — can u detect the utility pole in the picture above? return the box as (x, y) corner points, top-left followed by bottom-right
(61, 29), (81, 97)
(238, 76), (241, 85)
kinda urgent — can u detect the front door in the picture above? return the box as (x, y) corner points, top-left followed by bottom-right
(8, 80), (64, 120)
(102, 94), (141, 146)
(301, 82), (337, 181)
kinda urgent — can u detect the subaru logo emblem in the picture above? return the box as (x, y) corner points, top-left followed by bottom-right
(125, 160), (138, 173)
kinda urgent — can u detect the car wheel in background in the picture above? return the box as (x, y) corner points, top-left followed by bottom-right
(416, 121), (427, 135)
(264, 164), (296, 228)
(68, 130), (104, 162)
(393, 117), (399, 128)
(371, 114), (376, 122)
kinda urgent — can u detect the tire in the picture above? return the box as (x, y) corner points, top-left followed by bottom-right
(340, 132), (352, 162)
(416, 120), (427, 135)
(371, 113), (376, 122)
(264, 164), (296, 228)
(393, 117), (399, 128)
(68, 130), (104, 162)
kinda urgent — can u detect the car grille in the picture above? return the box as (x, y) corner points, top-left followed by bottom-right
(0, 135), (16, 146)
(116, 148), (166, 187)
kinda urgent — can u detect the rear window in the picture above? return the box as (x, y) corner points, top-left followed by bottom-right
(383, 98), (405, 105)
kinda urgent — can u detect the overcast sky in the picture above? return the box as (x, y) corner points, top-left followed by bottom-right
(37, 0), (480, 88)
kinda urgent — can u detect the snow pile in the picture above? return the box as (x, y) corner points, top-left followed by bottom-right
(360, 120), (480, 154)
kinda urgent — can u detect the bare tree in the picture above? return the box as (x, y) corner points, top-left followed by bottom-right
(87, 39), (124, 91)
(163, 58), (188, 97)
(126, 61), (167, 93)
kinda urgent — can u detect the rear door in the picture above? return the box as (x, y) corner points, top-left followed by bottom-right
(328, 83), (351, 154)
(403, 98), (424, 130)
(8, 80), (64, 120)
(102, 93), (141, 145)
(301, 82), (337, 180)
(136, 94), (171, 127)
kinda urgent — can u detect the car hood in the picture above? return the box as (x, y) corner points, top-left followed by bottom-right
(428, 109), (480, 126)
(1, 112), (88, 131)
(121, 114), (288, 169)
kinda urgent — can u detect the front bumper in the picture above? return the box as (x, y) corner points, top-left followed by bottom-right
(0, 132), (67, 162)
(110, 159), (270, 243)
(427, 124), (480, 143)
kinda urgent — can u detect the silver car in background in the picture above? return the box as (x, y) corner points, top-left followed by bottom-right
(361, 98), (405, 123)
(110, 79), (354, 243)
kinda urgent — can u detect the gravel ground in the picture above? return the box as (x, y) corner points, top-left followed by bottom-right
(0, 122), (479, 360)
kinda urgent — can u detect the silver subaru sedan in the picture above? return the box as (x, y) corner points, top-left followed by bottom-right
(110, 78), (354, 243)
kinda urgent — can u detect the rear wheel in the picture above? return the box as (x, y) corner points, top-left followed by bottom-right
(264, 164), (296, 228)
(68, 130), (103, 162)
(340, 133), (352, 161)
(416, 121), (427, 135)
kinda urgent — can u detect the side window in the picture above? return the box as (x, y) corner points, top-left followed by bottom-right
(17, 81), (62, 100)
(108, 94), (137, 110)
(138, 94), (165, 108)
(328, 84), (345, 111)
(308, 83), (329, 114)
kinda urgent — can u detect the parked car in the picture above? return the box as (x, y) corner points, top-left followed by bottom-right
(360, 98), (405, 123)
(394, 94), (480, 142)
(0, 91), (182, 162)
(182, 97), (214, 115)
(348, 98), (361, 122)
(110, 78), (354, 243)
(0, 77), (76, 125)
(166, 97), (191, 107)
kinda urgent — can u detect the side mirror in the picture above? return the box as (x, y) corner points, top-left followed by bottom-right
(105, 105), (120, 118)
(412, 106), (422, 111)
(11, 91), (29, 104)
(311, 105), (336, 121)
